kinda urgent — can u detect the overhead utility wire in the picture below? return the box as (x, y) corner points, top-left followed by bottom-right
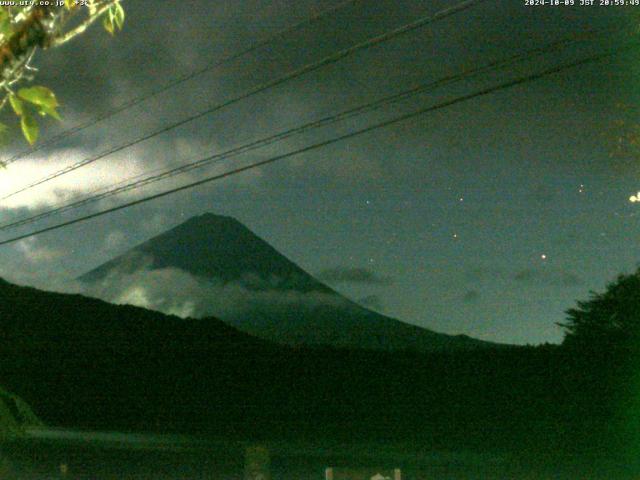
(0, 42), (633, 247)
(0, 29), (612, 232)
(1, 0), (362, 166)
(0, 0), (486, 201)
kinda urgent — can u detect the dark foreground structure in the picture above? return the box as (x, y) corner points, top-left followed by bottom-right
(0, 427), (637, 480)
(1, 278), (639, 479)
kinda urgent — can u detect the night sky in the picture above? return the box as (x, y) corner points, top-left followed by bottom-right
(0, 0), (639, 344)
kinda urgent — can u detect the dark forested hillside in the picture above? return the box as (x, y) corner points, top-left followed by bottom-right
(0, 277), (629, 457)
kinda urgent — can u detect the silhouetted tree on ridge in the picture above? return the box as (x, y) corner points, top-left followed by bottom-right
(559, 267), (640, 351)
(555, 268), (640, 458)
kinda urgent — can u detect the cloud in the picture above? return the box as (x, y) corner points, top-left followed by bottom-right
(0, 239), (77, 290)
(465, 265), (583, 288)
(0, 147), (149, 211)
(316, 267), (392, 285)
(1, 0), (399, 216)
(512, 268), (583, 287)
(139, 212), (170, 236)
(464, 266), (508, 283)
(78, 257), (349, 320)
(14, 237), (64, 263)
(358, 294), (384, 311)
(0, 134), (238, 219)
(103, 230), (128, 254)
(462, 290), (480, 303)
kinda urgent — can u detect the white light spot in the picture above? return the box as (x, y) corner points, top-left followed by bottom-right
(541, 254), (547, 260)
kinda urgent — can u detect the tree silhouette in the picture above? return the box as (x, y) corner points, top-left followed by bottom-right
(559, 268), (640, 350)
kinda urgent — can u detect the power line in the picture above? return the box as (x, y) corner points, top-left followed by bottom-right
(0, 42), (632, 247)
(0, 28), (613, 233)
(0, 0), (486, 201)
(1, 0), (362, 167)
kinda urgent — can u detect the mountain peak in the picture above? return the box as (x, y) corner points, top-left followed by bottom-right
(190, 212), (239, 224)
(79, 215), (496, 352)
(177, 213), (245, 232)
(80, 213), (313, 289)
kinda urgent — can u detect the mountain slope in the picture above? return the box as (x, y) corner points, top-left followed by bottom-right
(0, 277), (283, 434)
(79, 213), (493, 352)
(0, 277), (594, 452)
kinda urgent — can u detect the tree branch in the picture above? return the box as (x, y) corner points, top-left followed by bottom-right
(0, 6), (56, 76)
(51, 1), (120, 47)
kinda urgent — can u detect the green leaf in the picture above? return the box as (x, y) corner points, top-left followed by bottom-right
(114, 3), (125, 30)
(9, 95), (24, 116)
(20, 112), (38, 145)
(18, 86), (58, 109)
(103, 14), (114, 35)
(103, 3), (124, 34)
(38, 105), (61, 121)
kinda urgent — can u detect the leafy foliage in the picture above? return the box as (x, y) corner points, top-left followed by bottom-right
(103, 2), (125, 35)
(0, 1), (125, 147)
(559, 268), (640, 349)
(19, 110), (38, 146)
(7, 86), (60, 144)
